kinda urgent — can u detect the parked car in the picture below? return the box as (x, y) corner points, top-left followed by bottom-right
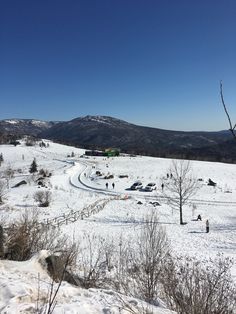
(130, 181), (143, 190)
(143, 183), (156, 192)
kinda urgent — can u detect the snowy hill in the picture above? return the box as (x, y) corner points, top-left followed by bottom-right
(0, 139), (235, 313)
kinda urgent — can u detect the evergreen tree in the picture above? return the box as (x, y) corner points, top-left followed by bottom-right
(29, 158), (38, 173)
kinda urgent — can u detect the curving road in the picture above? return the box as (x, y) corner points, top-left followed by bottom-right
(70, 160), (168, 200)
(69, 160), (236, 207)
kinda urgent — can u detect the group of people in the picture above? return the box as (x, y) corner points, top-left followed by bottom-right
(197, 214), (210, 233)
(106, 182), (115, 189)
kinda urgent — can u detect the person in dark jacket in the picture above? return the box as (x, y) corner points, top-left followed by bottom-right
(197, 214), (202, 221)
(206, 219), (209, 233)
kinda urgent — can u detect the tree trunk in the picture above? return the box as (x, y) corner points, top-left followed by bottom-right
(179, 202), (184, 224)
(179, 178), (184, 224)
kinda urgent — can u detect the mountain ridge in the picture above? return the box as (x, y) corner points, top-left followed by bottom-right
(0, 116), (234, 162)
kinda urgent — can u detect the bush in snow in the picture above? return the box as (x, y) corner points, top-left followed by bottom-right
(34, 190), (52, 207)
(5, 211), (70, 261)
(114, 211), (170, 305)
(39, 168), (51, 177)
(4, 166), (15, 188)
(76, 233), (114, 289)
(161, 254), (236, 314)
(0, 179), (7, 204)
(25, 136), (37, 146)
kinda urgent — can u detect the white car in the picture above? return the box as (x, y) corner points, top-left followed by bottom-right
(143, 183), (156, 192)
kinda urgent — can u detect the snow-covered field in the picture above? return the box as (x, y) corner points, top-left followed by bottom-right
(0, 140), (235, 313)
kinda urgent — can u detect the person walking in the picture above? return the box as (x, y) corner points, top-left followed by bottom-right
(206, 219), (209, 233)
(161, 183), (164, 191)
(112, 182), (115, 189)
(106, 182), (108, 189)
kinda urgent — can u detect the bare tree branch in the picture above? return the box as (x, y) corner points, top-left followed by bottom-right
(220, 81), (236, 139)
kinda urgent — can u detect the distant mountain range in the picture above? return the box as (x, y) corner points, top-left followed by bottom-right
(0, 119), (56, 136)
(0, 116), (235, 162)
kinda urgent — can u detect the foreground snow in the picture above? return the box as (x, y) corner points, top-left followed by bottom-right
(0, 251), (175, 313)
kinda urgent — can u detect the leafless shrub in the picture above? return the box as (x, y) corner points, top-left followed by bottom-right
(114, 211), (170, 305)
(161, 254), (236, 314)
(39, 168), (51, 177)
(25, 136), (37, 146)
(5, 210), (68, 261)
(3, 165), (15, 188)
(0, 179), (7, 204)
(34, 190), (52, 207)
(77, 233), (114, 289)
(134, 212), (169, 303)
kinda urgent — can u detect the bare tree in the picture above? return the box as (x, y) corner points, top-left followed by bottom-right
(220, 81), (236, 140)
(164, 160), (198, 224)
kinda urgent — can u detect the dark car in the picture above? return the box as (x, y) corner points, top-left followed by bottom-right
(130, 181), (143, 190)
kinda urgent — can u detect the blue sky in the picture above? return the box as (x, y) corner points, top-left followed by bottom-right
(1, 0), (236, 131)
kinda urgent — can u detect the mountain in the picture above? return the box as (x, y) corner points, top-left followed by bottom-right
(40, 115), (234, 161)
(0, 119), (56, 137)
(0, 116), (234, 161)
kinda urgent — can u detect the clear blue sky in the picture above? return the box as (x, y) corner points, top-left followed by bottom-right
(1, 0), (236, 131)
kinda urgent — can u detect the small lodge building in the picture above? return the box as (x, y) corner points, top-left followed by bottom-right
(85, 148), (120, 157)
